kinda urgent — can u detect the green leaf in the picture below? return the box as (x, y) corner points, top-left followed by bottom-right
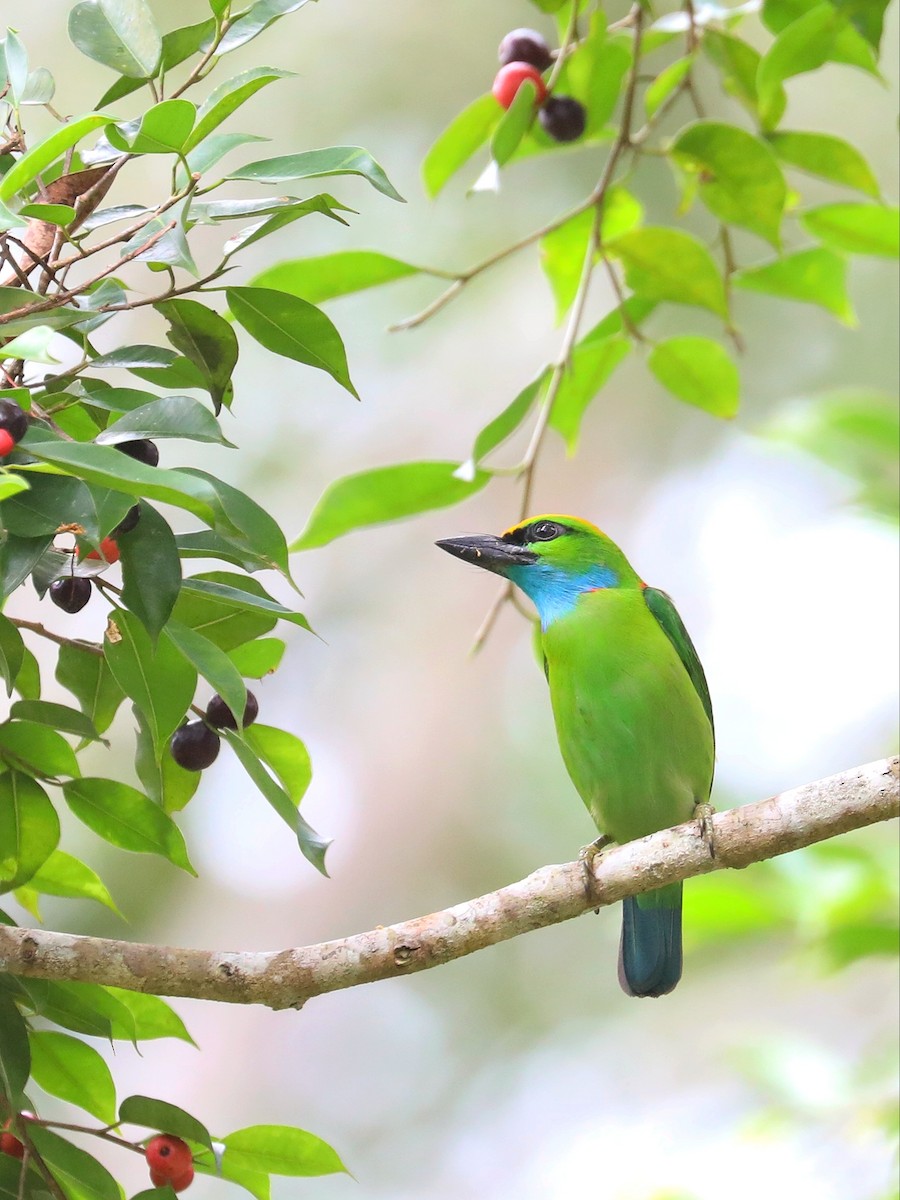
(123, 198), (197, 275)
(734, 247), (856, 323)
(26, 1125), (121, 1200)
(55, 642), (125, 736)
(0, 473), (98, 540)
(0, 114), (112, 202)
(63, 778), (195, 873)
(757, 3), (879, 130)
(0, 721), (80, 780)
(166, 621), (247, 733)
(27, 850), (120, 914)
(227, 146), (404, 202)
(11, 648), (40, 703)
(9, 701), (102, 743)
(645, 55), (692, 118)
(0, 994), (30, 1104)
(0, 325), (60, 363)
(29, 1030), (117, 1123)
(216, 0), (313, 53)
(134, 706), (201, 813)
(0, 615), (25, 696)
(119, 1094), (213, 1149)
(227, 286), (358, 398)
(768, 130), (880, 197)
(185, 67), (291, 152)
(248, 251), (423, 304)
(549, 336), (632, 453)
(244, 724), (311, 806)
(222, 1123), (345, 1177)
(422, 93), (499, 198)
(170, 571), (279, 651)
(19, 979), (123, 1041)
(104, 609), (196, 752)
(68, 0), (162, 78)
(801, 202), (899, 257)
(19, 202), (77, 225)
(228, 638), (285, 678)
(96, 396), (233, 447)
(558, 15), (631, 136)
(461, 377), (544, 476)
(118, 503), (182, 642)
(703, 29), (784, 124)
(224, 732), (329, 874)
(539, 193), (641, 323)
(647, 336), (740, 418)
(175, 529), (275, 573)
(107, 99), (196, 154)
(104, 988), (194, 1043)
(292, 461), (491, 551)
(177, 468), (291, 574)
(221, 193), (354, 257)
(0, 772), (59, 891)
(155, 299), (239, 414)
(829, 0), (890, 50)
(180, 579), (309, 631)
(608, 227), (729, 317)
(671, 121), (787, 246)
(491, 79), (537, 167)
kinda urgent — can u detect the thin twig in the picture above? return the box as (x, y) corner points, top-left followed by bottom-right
(9, 617), (104, 657)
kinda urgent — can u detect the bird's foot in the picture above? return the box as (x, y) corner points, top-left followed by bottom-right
(693, 801), (716, 858)
(579, 835), (613, 911)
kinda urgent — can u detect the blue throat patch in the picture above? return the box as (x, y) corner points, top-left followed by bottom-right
(505, 562), (618, 629)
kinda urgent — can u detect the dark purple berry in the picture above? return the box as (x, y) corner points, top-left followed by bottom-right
(498, 28), (553, 72)
(0, 398), (29, 445)
(116, 439), (159, 467)
(49, 576), (92, 614)
(170, 721), (220, 771)
(539, 95), (587, 143)
(113, 504), (142, 536)
(205, 691), (259, 731)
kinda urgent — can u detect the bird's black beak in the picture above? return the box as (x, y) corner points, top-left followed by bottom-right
(435, 534), (538, 575)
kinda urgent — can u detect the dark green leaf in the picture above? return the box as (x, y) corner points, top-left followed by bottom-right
(107, 100), (196, 154)
(227, 146), (404, 202)
(104, 609), (196, 752)
(55, 642), (125, 735)
(0, 722), (80, 780)
(68, 0), (162, 78)
(96, 396), (233, 446)
(177, 468), (291, 574)
(0, 994), (30, 1103)
(119, 503), (182, 642)
(174, 529), (274, 573)
(155, 299), (239, 413)
(26, 850), (120, 914)
(491, 79), (537, 167)
(648, 336), (740, 418)
(0, 533), (53, 599)
(768, 130), (880, 197)
(181, 579), (309, 631)
(227, 286), (358, 398)
(228, 638), (285, 678)
(63, 778), (195, 873)
(27, 1124), (121, 1200)
(166, 621), (247, 733)
(119, 1094), (213, 1149)
(11, 648), (40, 702)
(671, 121), (786, 246)
(19, 979), (126, 1040)
(292, 461), (491, 550)
(607, 227), (728, 317)
(0, 473), (95, 539)
(422, 94), (499, 198)
(29, 1030), (116, 1123)
(9, 701), (102, 743)
(801, 202), (899, 257)
(734, 247), (856, 322)
(248, 251), (423, 304)
(221, 1123), (345, 1177)
(0, 772), (59, 891)
(134, 706), (201, 813)
(221, 194), (354, 256)
(170, 571), (278, 650)
(0, 615), (25, 696)
(185, 67), (291, 152)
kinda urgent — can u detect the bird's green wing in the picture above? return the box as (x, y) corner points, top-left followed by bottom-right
(643, 587), (714, 745)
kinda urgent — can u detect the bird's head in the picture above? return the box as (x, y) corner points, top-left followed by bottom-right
(437, 515), (640, 628)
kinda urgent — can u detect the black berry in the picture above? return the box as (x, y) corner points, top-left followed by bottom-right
(498, 28), (553, 72)
(117, 439), (159, 467)
(170, 721), (220, 771)
(206, 691), (259, 731)
(0, 399), (28, 446)
(49, 577), (92, 614)
(113, 504), (142, 536)
(539, 95), (587, 142)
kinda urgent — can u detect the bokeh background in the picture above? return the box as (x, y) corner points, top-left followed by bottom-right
(6, 1), (899, 1197)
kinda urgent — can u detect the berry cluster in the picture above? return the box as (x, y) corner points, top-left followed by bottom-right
(146, 1134), (194, 1192)
(492, 28), (587, 143)
(47, 439), (159, 615)
(169, 690), (260, 771)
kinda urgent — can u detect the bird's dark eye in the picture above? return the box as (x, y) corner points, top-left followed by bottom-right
(530, 520), (563, 542)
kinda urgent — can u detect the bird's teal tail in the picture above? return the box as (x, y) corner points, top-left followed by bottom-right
(617, 884), (682, 998)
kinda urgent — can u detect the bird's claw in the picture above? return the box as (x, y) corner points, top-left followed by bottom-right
(693, 801), (716, 858)
(579, 835), (613, 911)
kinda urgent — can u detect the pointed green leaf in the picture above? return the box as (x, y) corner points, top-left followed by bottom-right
(491, 79), (537, 167)
(423, 93), (499, 197)
(63, 778), (195, 873)
(29, 1030), (116, 1124)
(0, 721), (80, 780)
(177, 469), (291, 574)
(180, 580), (309, 631)
(464, 377), (543, 474)
(801, 202), (899, 257)
(107, 99), (196, 154)
(244, 725), (311, 805)
(95, 396), (233, 447)
(769, 130), (880, 197)
(608, 227), (729, 317)
(26, 1125), (121, 1200)
(9, 701), (102, 742)
(56, 642), (125, 736)
(0, 994), (30, 1104)
(645, 56), (693, 118)
(27, 850), (120, 914)
(0, 615), (25, 696)
(734, 247), (856, 323)
(0, 772), (59, 891)
(104, 988), (195, 1043)
(155, 299), (239, 413)
(103, 609), (196, 751)
(227, 286), (357, 398)
(19, 979), (124, 1041)
(227, 146), (404, 201)
(68, 0), (162, 78)
(170, 571), (278, 651)
(185, 67), (291, 152)
(549, 335), (632, 452)
(119, 1094), (213, 1149)
(648, 336), (740, 418)
(292, 461), (491, 550)
(248, 251), (423, 304)
(216, 0), (313, 53)
(118, 503), (182, 642)
(134, 706), (201, 813)
(221, 1124), (345, 1177)
(166, 621), (247, 733)
(0, 114), (112, 201)
(703, 29), (783, 123)
(228, 638), (285, 678)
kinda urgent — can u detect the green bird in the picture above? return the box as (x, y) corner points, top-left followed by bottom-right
(437, 514), (715, 997)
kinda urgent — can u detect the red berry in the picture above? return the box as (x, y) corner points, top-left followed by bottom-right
(146, 1135), (194, 1190)
(84, 537), (120, 565)
(0, 1131), (25, 1158)
(0, 429), (15, 457)
(492, 62), (547, 110)
(498, 28), (553, 71)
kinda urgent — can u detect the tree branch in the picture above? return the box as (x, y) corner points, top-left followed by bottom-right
(1, 758), (896, 1009)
